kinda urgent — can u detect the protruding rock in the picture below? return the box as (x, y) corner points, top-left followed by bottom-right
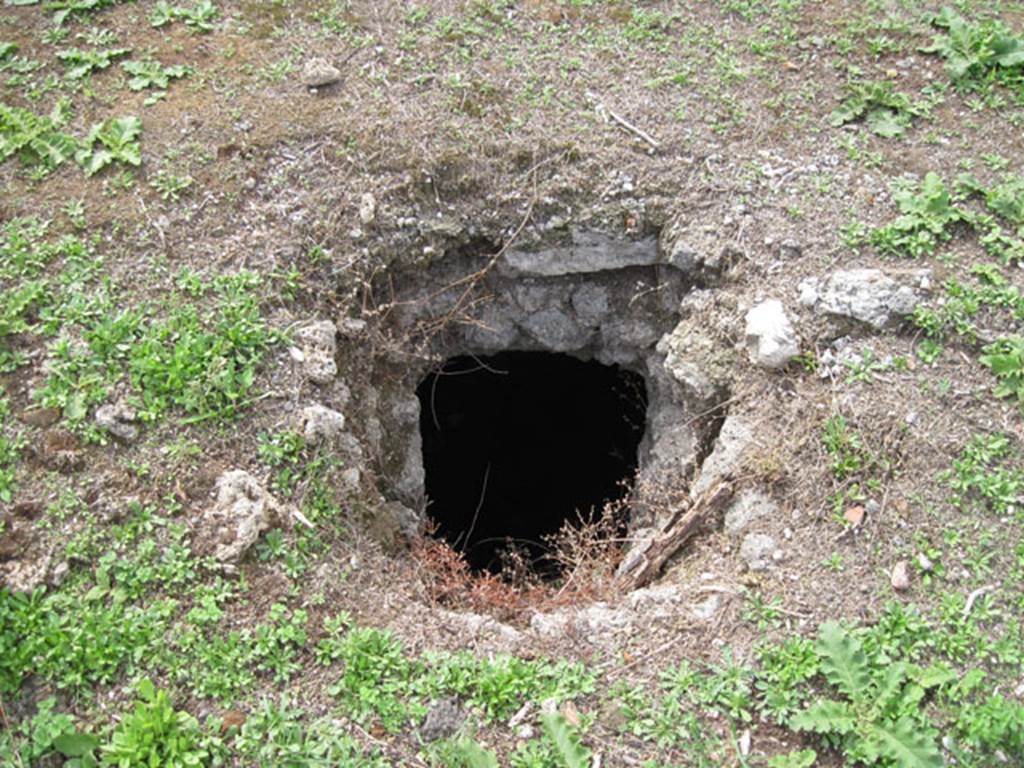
(691, 594), (722, 621)
(295, 321), (337, 384)
(302, 57), (342, 88)
(420, 698), (464, 742)
(95, 402), (139, 443)
(203, 470), (281, 563)
(724, 490), (777, 536)
(657, 290), (735, 405)
(502, 229), (659, 277)
(891, 560), (911, 591)
(358, 193), (376, 224)
(745, 299), (799, 369)
(300, 404), (345, 445)
(800, 269), (931, 330)
(692, 415), (754, 495)
(740, 533), (777, 571)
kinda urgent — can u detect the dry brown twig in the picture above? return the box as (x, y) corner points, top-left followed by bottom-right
(616, 479), (735, 591)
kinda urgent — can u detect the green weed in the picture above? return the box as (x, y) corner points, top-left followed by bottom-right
(870, 173), (967, 257)
(122, 59), (192, 91)
(56, 45), (130, 79)
(101, 678), (210, 768)
(790, 622), (944, 767)
(830, 80), (923, 137)
(980, 336), (1024, 405)
(922, 10), (1024, 94)
(150, 1), (219, 32)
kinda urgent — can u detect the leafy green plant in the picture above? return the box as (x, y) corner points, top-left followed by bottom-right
(34, 270), (275, 433)
(150, 1), (219, 32)
(252, 603), (308, 683)
(791, 622), (944, 768)
(122, 59), (191, 91)
(149, 169), (193, 200)
(0, 428), (23, 503)
(101, 679), (207, 768)
(830, 80), (922, 137)
(76, 115), (142, 176)
(768, 750), (817, 768)
(0, 697), (96, 767)
(46, 0), (133, 26)
(756, 636), (820, 723)
(822, 414), (872, 480)
(327, 626), (415, 730)
(234, 697), (387, 767)
(742, 588), (783, 629)
(56, 45), (130, 79)
(979, 337), (1024, 406)
(0, 103), (78, 172)
(540, 711), (591, 768)
(870, 172), (967, 257)
(922, 10), (1024, 92)
(440, 738), (500, 768)
(258, 430), (306, 494)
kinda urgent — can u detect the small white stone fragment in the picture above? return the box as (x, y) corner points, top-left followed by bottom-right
(741, 533), (777, 571)
(745, 299), (799, 369)
(891, 560), (911, 591)
(358, 193), (377, 224)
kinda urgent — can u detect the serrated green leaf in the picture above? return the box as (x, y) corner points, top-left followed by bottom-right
(915, 664), (957, 689)
(29, 132), (77, 166)
(104, 115), (142, 146)
(80, 147), (113, 176)
(866, 108), (909, 137)
(865, 717), (943, 768)
(830, 102), (864, 126)
(541, 711), (592, 768)
(791, 698), (857, 735)
(870, 662), (907, 714)
(816, 622), (872, 705)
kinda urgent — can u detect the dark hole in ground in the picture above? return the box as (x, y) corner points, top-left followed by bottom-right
(417, 351), (647, 577)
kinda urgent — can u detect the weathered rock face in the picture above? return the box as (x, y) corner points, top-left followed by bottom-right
(300, 403), (345, 445)
(799, 268), (931, 330)
(301, 57), (341, 88)
(501, 229), (662, 277)
(724, 490), (778, 536)
(295, 321), (338, 384)
(203, 470), (281, 563)
(94, 400), (139, 443)
(420, 698), (464, 742)
(745, 299), (798, 369)
(692, 415), (754, 495)
(740, 532), (778, 571)
(657, 289), (736, 408)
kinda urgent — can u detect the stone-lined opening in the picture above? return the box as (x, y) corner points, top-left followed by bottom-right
(417, 351), (647, 575)
(370, 227), (735, 588)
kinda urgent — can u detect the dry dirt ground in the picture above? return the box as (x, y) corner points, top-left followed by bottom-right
(2, 1), (1024, 766)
